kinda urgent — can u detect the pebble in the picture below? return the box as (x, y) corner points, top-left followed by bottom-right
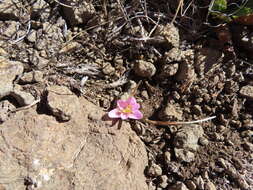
(243, 142), (253, 151)
(20, 71), (43, 83)
(192, 105), (202, 115)
(146, 162), (162, 177)
(134, 60), (156, 78)
(168, 182), (190, 190)
(194, 176), (205, 190)
(102, 63), (115, 75)
(158, 175), (168, 188)
(198, 137), (209, 146)
(239, 85), (253, 100)
(159, 103), (183, 120)
(205, 181), (216, 190)
(174, 148), (195, 162)
(164, 151), (171, 163)
(185, 180), (196, 190)
(159, 63), (179, 78)
(241, 130), (253, 138)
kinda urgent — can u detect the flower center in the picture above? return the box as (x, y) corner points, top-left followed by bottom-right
(122, 105), (132, 114)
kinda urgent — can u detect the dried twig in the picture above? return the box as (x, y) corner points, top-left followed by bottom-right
(9, 98), (40, 113)
(145, 116), (216, 126)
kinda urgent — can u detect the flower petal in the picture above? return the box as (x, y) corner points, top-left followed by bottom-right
(120, 113), (129, 120)
(108, 108), (121, 118)
(117, 99), (128, 109)
(128, 110), (143, 119)
(127, 97), (137, 105)
(131, 102), (140, 110)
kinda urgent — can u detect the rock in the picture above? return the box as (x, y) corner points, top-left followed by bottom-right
(0, 56), (24, 99)
(158, 175), (168, 188)
(168, 182), (189, 190)
(174, 148), (195, 162)
(158, 103), (183, 121)
(102, 63), (115, 75)
(185, 180), (197, 190)
(164, 151), (171, 163)
(61, 0), (96, 26)
(192, 105), (202, 116)
(243, 142), (253, 151)
(0, 100), (15, 123)
(59, 41), (82, 54)
(30, 0), (50, 20)
(0, 47), (8, 56)
(205, 181), (216, 190)
(198, 137), (209, 146)
(0, 0), (20, 20)
(164, 48), (182, 62)
(20, 71), (43, 83)
(218, 158), (250, 190)
(146, 162), (162, 177)
(29, 50), (49, 69)
(0, 97), (148, 190)
(134, 60), (156, 78)
(160, 24), (180, 48)
(241, 130), (253, 138)
(10, 85), (35, 106)
(240, 85), (253, 100)
(26, 30), (37, 43)
(194, 176), (205, 190)
(176, 50), (196, 81)
(174, 125), (204, 151)
(46, 85), (80, 121)
(159, 63), (179, 78)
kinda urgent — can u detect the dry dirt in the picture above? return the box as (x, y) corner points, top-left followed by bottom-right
(0, 0), (253, 190)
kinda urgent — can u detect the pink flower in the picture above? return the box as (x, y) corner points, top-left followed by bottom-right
(108, 97), (143, 120)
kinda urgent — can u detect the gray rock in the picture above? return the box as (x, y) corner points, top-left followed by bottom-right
(46, 85), (80, 121)
(0, 0), (20, 20)
(240, 85), (253, 100)
(185, 180), (197, 190)
(27, 30), (37, 43)
(168, 182), (189, 190)
(102, 63), (115, 75)
(194, 176), (205, 190)
(0, 56), (24, 99)
(174, 148), (195, 162)
(134, 60), (156, 78)
(160, 24), (180, 48)
(199, 137), (209, 146)
(176, 50), (196, 82)
(20, 71), (43, 83)
(158, 175), (168, 188)
(205, 181), (216, 190)
(174, 125), (204, 151)
(159, 103), (183, 121)
(146, 162), (162, 177)
(164, 151), (171, 163)
(61, 0), (96, 26)
(0, 100), (15, 123)
(10, 85), (35, 106)
(192, 105), (202, 116)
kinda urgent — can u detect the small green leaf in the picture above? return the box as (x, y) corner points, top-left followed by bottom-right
(212, 0), (227, 12)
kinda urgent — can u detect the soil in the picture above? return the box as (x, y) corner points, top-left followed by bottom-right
(0, 0), (253, 190)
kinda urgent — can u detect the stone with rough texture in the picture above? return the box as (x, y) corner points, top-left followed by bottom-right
(46, 85), (80, 121)
(0, 95), (148, 190)
(174, 125), (204, 151)
(146, 162), (162, 177)
(239, 85), (253, 100)
(20, 71), (43, 83)
(168, 182), (189, 190)
(174, 148), (195, 162)
(205, 181), (216, 190)
(10, 85), (35, 106)
(159, 103), (183, 121)
(161, 24), (180, 48)
(0, 56), (24, 99)
(61, 0), (96, 26)
(134, 60), (156, 78)
(0, 0), (20, 20)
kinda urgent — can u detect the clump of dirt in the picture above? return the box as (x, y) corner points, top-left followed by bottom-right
(0, 0), (253, 190)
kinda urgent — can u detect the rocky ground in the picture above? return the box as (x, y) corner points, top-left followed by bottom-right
(0, 0), (253, 190)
